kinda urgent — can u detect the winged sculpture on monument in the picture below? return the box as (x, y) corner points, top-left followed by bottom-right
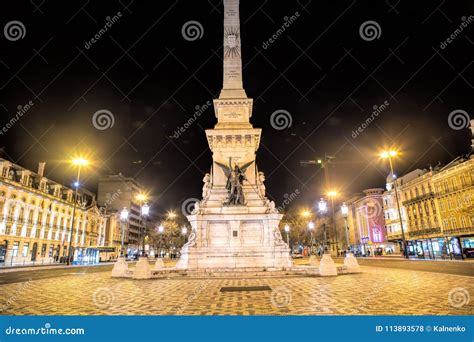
(215, 157), (254, 205)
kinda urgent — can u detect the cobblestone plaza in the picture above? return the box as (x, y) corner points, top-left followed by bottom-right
(1, 265), (472, 316)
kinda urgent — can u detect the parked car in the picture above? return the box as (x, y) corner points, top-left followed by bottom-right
(291, 252), (303, 259)
(462, 248), (474, 258)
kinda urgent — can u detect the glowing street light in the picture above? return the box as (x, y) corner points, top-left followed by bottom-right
(72, 158), (89, 166)
(141, 203), (150, 217)
(181, 226), (188, 235)
(136, 193), (148, 203)
(341, 203), (348, 217)
(66, 157), (90, 266)
(167, 211), (177, 220)
(120, 207), (129, 221)
(157, 225), (164, 234)
(380, 148), (407, 259)
(318, 198), (327, 214)
(300, 210), (311, 217)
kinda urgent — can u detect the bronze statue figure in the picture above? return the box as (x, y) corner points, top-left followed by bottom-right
(215, 158), (254, 205)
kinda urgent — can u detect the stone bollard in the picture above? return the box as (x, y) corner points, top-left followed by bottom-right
(318, 254), (337, 276)
(343, 253), (361, 272)
(111, 257), (128, 277)
(154, 258), (165, 270)
(308, 255), (320, 266)
(133, 257), (152, 279)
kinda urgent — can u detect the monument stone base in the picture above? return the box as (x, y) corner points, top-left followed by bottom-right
(318, 254), (337, 276)
(344, 253), (361, 272)
(111, 257), (128, 277)
(176, 211), (292, 270)
(133, 257), (152, 279)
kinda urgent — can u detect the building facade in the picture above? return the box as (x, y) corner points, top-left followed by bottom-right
(383, 169), (426, 255)
(345, 188), (391, 255)
(97, 174), (146, 257)
(399, 169), (444, 258)
(432, 156), (474, 258)
(0, 159), (108, 266)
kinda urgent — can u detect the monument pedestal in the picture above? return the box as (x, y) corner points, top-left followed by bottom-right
(176, 211), (292, 270)
(318, 254), (337, 276)
(133, 257), (151, 279)
(344, 253), (361, 272)
(111, 257), (128, 277)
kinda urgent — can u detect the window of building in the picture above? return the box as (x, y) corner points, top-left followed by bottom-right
(22, 242), (29, 257)
(12, 241), (19, 257)
(48, 245), (53, 257)
(450, 217), (457, 229)
(41, 243), (47, 257)
(443, 220), (449, 229)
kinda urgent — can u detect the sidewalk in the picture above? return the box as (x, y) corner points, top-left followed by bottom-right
(0, 261), (119, 273)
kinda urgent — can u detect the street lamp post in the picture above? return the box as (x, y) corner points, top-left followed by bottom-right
(67, 158), (88, 266)
(318, 198), (328, 253)
(341, 202), (350, 252)
(158, 224), (164, 258)
(120, 207), (129, 257)
(308, 221), (315, 255)
(381, 150), (408, 259)
(284, 224), (290, 247)
(181, 226), (188, 245)
(327, 191), (339, 256)
(140, 204), (149, 256)
(135, 193), (148, 258)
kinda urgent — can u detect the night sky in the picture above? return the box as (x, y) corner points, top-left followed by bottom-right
(0, 0), (473, 215)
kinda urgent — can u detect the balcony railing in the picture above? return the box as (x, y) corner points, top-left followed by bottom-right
(408, 227), (442, 237)
(402, 192), (434, 205)
(443, 226), (474, 235)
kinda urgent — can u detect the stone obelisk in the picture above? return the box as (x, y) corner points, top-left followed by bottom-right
(176, 0), (292, 270)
